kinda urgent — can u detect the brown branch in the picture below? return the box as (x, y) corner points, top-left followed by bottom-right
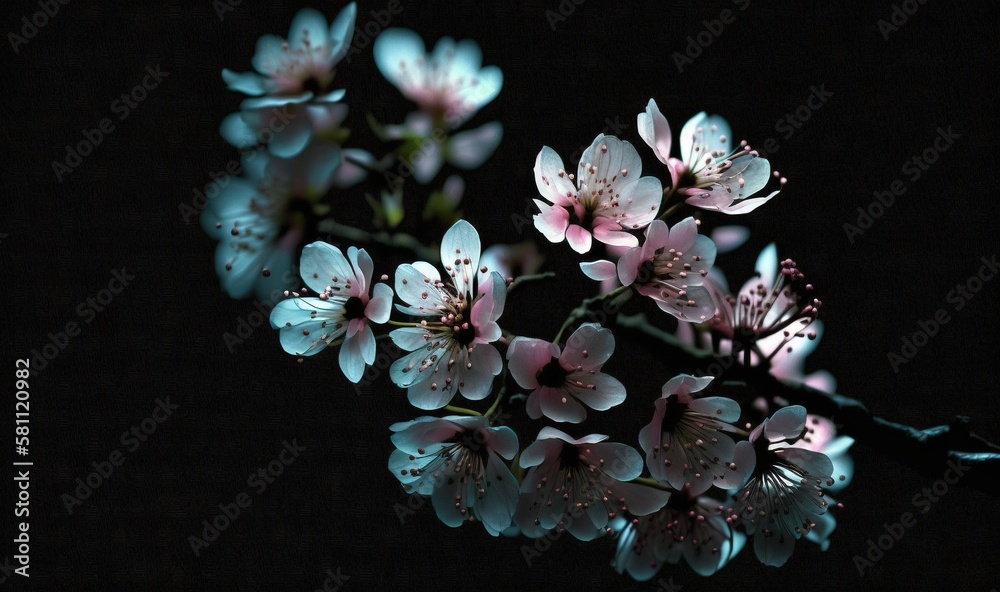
(606, 310), (1000, 495)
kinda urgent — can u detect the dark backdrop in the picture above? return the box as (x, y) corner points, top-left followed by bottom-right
(3, 0), (999, 590)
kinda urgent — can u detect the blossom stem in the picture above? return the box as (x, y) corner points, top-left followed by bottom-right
(506, 271), (557, 294)
(443, 405), (482, 417)
(630, 477), (673, 491)
(657, 201), (684, 221)
(318, 219), (439, 262)
(553, 285), (632, 344)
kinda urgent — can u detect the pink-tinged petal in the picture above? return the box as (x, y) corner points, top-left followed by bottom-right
(668, 216), (699, 252)
(599, 175), (662, 230)
(412, 138), (444, 185)
(571, 372), (626, 411)
(765, 405), (807, 443)
(565, 224), (593, 254)
(637, 98), (672, 164)
(534, 146), (577, 206)
(328, 2), (357, 63)
(489, 425), (520, 460)
(591, 221), (639, 248)
(460, 344), (503, 400)
(539, 387), (587, 423)
(645, 285), (716, 323)
(365, 283), (393, 324)
(536, 426), (606, 446)
(579, 260), (617, 282)
(394, 263), (446, 312)
(688, 396), (741, 423)
(679, 112), (732, 167)
(346, 318), (365, 338)
(580, 135), (642, 196)
(447, 121), (503, 170)
(716, 440), (755, 488)
(524, 389), (544, 420)
(288, 8), (331, 50)
(721, 191), (779, 214)
(641, 220), (671, 256)
(373, 28), (426, 91)
(507, 337), (559, 389)
(389, 327), (428, 351)
(410, 261), (441, 281)
(586, 442), (643, 480)
(710, 225), (751, 254)
(560, 323), (614, 370)
(606, 481), (671, 516)
(662, 374), (714, 397)
(533, 200), (570, 243)
(347, 246), (373, 294)
(518, 437), (562, 468)
(616, 246), (644, 286)
(300, 242), (352, 294)
(339, 326), (375, 383)
(775, 447), (833, 479)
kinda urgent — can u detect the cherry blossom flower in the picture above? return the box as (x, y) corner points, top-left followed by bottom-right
(374, 29), (502, 127)
(220, 5), (358, 158)
(269, 243), (392, 382)
(582, 217), (716, 322)
(613, 490), (746, 580)
(638, 375), (741, 495)
(200, 151), (306, 300)
(389, 415), (519, 535)
(533, 135), (663, 254)
(506, 323), (626, 423)
(514, 428), (671, 541)
(389, 220), (506, 409)
(638, 99), (782, 214)
(705, 243), (822, 367)
(723, 405), (838, 567)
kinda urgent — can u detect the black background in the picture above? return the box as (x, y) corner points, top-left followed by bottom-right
(3, 0), (999, 590)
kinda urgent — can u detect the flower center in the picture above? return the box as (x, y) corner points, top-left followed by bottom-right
(302, 76), (323, 95)
(659, 395), (689, 432)
(454, 322), (477, 346)
(344, 296), (366, 321)
(536, 357), (569, 388)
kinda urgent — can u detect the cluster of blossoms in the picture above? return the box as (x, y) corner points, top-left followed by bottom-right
(202, 4), (854, 583)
